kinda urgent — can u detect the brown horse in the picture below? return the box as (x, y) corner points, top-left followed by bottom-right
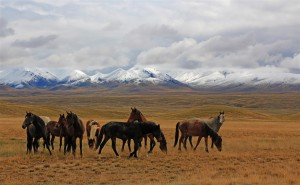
(45, 114), (67, 151)
(86, 120), (101, 149)
(187, 112), (225, 149)
(127, 107), (167, 154)
(174, 119), (222, 152)
(65, 111), (85, 157)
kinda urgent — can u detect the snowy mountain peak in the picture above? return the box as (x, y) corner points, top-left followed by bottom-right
(62, 70), (90, 84)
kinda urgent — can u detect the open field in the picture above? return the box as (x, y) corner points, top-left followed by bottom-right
(0, 91), (299, 185)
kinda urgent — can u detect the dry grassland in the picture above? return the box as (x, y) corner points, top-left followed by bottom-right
(0, 91), (299, 185)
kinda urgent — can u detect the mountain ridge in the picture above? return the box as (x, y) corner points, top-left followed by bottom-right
(0, 67), (299, 92)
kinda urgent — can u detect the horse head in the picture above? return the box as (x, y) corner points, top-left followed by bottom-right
(214, 135), (222, 152)
(128, 107), (147, 122)
(66, 111), (78, 126)
(22, 112), (35, 129)
(58, 114), (67, 128)
(218, 111), (225, 125)
(159, 132), (168, 154)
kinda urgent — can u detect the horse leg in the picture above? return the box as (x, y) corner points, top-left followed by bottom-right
(59, 136), (62, 152)
(205, 137), (209, 153)
(33, 138), (38, 153)
(27, 136), (32, 154)
(111, 137), (119, 157)
(189, 136), (194, 148)
(144, 135), (147, 148)
(43, 136), (52, 155)
(211, 138), (214, 149)
(51, 135), (55, 150)
(129, 139), (139, 158)
(127, 139), (132, 152)
(98, 136), (109, 155)
(79, 136), (83, 158)
(64, 136), (67, 155)
(148, 137), (155, 154)
(183, 136), (188, 150)
(178, 135), (184, 151)
(72, 137), (76, 157)
(193, 136), (202, 151)
(121, 139), (126, 152)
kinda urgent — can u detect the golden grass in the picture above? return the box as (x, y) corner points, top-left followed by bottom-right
(0, 91), (299, 185)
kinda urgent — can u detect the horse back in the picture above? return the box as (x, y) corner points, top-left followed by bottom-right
(178, 120), (207, 136)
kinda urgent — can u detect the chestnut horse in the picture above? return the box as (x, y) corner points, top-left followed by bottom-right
(174, 120), (222, 152)
(45, 114), (67, 151)
(65, 111), (85, 157)
(86, 120), (101, 149)
(127, 107), (167, 154)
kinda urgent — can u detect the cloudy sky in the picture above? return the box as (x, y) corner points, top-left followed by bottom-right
(0, 0), (299, 75)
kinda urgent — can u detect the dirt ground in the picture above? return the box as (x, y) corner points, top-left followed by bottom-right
(0, 118), (299, 185)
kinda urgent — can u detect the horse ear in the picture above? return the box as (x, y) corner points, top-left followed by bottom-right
(131, 107), (133, 110)
(157, 124), (160, 129)
(66, 111), (69, 114)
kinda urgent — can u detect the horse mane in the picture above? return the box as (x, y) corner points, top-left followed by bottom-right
(206, 115), (222, 132)
(32, 114), (46, 132)
(139, 112), (148, 122)
(205, 123), (218, 142)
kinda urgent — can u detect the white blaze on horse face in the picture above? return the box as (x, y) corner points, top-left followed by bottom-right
(219, 114), (225, 124)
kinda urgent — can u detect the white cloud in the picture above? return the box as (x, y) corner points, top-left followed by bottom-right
(0, 0), (299, 73)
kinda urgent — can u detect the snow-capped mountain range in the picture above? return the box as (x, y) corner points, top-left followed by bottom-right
(0, 67), (300, 91)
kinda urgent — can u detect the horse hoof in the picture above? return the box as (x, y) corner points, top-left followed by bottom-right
(98, 154), (102, 159)
(117, 155), (121, 158)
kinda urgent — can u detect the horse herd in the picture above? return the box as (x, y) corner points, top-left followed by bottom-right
(21, 107), (225, 158)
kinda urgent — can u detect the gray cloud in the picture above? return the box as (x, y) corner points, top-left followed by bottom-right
(0, 18), (14, 37)
(12, 35), (58, 48)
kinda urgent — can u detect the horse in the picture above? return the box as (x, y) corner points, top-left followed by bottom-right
(96, 121), (163, 158)
(45, 114), (67, 151)
(174, 120), (222, 152)
(127, 107), (167, 154)
(65, 111), (85, 157)
(22, 112), (52, 155)
(186, 112), (225, 149)
(86, 120), (101, 149)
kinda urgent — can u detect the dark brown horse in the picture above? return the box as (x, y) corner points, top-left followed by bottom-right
(86, 120), (101, 149)
(45, 114), (67, 151)
(65, 111), (85, 157)
(174, 119), (222, 152)
(22, 112), (52, 155)
(127, 107), (167, 154)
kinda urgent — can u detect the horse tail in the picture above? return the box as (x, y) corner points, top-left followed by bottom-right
(95, 124), (106, 150)
(174, 122), (180, 147)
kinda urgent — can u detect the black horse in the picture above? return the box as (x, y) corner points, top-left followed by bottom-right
(96, 121), (164, 158)
(22, 112), (52, 155)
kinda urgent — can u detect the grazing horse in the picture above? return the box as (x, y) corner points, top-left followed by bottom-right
(96, 121), (163, 158)
(65, 111), (85, 157)
(45, 114), (67, 151)
(127, 107), (167, 154)
(174, 120), (222, 152)
(22, 112), (52, 155)
(86, 120), (101, 149)
(186, 112), (225, 149)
